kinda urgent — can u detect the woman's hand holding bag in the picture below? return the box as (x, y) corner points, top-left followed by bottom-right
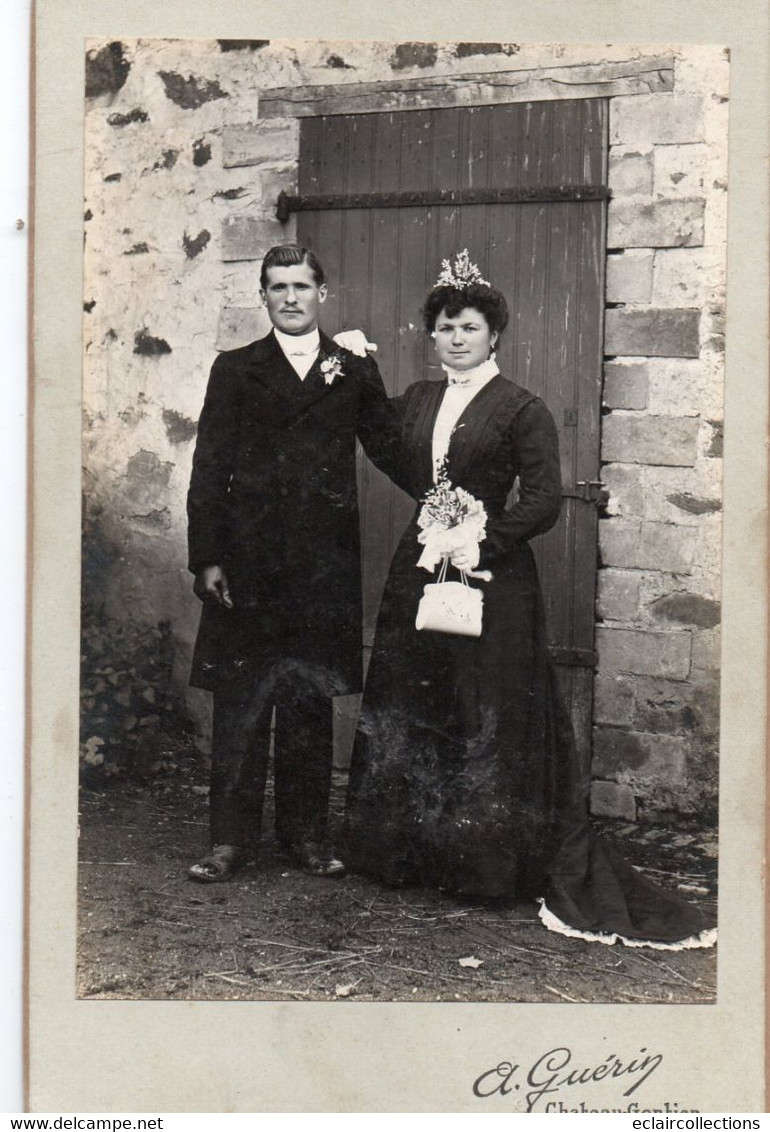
(415, 557), (484, 637)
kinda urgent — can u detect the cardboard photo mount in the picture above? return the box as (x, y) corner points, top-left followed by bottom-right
(28, 0), (768, 1113)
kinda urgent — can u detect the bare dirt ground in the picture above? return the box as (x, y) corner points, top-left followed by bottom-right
(77, 760), (717, 1004)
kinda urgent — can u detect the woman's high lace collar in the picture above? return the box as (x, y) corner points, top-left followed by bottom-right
(440, 355), (500, 386)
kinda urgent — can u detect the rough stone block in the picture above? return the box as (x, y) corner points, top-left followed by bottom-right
(223, 265), (264, 307)
(610, 94), (705, 145)
(593, 728), (687, 785)
(641, 462), (722, 524)
(222, 121), (299, 168)
(596, 625), (692, 678)
(602, 413), (699, 466)
(604, 308), (701, 357)
(663, 491), (721, 518)
(646, 358), (720, 418)
(222, 216), (288, 262)
(603, 360), (649, 409)
(650, 591), (720, 629)
(652, 247), (722, 307)
(688, 668), (721, 741)
(653, 143), (708, 199)
(674, 48), (730, 100)
(597, 568), (641, 621)
(589, 779), (637, 821)
(691, 626), (721, 671)
(608, 149), (653, 196)
(606, 250), (654, 303)
(607, 198), (705, 249)
(599, 519), (694, 575)
(594, 673), (635, 726)
(599, 520), (640, 568)
(633, 676), (701, 735)
(216, 306), (272, 350)
(638, 523), (694, 574)
(700, 304), (726, 365)
(704, 182), (729, 260)
(688, 534), (722, 607)
(261, 167), (298, 207)
(698, 419), (723, 461)
(602, 462), (644, 518)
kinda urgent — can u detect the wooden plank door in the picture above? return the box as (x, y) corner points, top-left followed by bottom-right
(296, 100), (607, 767)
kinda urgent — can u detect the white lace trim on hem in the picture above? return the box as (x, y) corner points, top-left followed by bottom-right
(537, 899), (717, 951)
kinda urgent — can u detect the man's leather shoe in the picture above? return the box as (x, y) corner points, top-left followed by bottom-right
(294, 840), (346, 878)
(188, 843), (244, 883)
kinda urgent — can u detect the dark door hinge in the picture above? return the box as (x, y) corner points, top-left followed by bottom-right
(277, 184), (612, 223)
(549, 645), (598, 668)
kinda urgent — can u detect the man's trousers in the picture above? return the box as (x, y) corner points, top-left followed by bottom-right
(208, 665), (335, 852)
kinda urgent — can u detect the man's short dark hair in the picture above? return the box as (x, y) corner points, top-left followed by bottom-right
(260, 244), (326, 289)
(422, 282), (509, 337)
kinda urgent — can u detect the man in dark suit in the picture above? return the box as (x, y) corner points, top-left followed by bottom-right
(186, 244), (396, 882)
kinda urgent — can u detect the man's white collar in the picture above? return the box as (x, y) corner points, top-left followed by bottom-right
(275, 327), (321, 354)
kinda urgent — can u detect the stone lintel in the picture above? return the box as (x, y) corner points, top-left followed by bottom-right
(258, 55), (675, 118)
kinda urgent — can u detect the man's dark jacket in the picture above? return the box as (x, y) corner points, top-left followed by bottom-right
(187, 329), (400, 695)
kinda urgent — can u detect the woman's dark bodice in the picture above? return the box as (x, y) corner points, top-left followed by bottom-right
(395, 375), (564, 566)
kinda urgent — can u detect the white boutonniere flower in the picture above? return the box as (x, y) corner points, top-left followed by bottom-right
(320, 353), (345, 386)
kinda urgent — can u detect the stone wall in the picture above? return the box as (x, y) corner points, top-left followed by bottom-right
(594, 50), (727, 819)
(83, 39), (727, 815)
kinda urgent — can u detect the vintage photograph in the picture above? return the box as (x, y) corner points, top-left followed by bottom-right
(77, 38), (726, 1005)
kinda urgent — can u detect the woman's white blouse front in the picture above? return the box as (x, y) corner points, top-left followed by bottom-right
(431, 357), (500, 480)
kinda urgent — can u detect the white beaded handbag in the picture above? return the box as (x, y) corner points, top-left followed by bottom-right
(415, 557), (484, 638)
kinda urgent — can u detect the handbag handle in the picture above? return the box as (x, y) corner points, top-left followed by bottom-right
(436, 555), (469, 588)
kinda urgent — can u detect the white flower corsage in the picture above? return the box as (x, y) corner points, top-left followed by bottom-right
(320, 353), (345, 386)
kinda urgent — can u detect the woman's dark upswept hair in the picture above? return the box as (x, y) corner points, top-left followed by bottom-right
(422, 282), (509, 337)
(260, 244), (326, 289)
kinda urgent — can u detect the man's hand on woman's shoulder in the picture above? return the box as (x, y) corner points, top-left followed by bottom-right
(333, 329), (378, 357)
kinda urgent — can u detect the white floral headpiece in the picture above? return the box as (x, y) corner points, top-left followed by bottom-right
(434, 249), (489, 290)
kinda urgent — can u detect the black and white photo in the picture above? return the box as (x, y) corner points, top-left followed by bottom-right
(25, 5), (768, 1113)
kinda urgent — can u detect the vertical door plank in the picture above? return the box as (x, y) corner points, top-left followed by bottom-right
(297, 115), (320, 195)
(340, 113), (379, 645)
(310, 116), (347, 328)
(537, 199), (580, 649)
(427, 107), (462, 371)
(520, 101), (553, 191)
(395, 110), (433, 395)
(582, 98), (607, 186)
(340, 113), (375, 333)
(512, 201), (548, 396)
(457, 108), (492, 289)
(486, 105), (524, 382)
(297, 117), (320, 254)
(571, 200), (606, 651)
(570, 101), (607, 659)
(367, 114), (403, 394)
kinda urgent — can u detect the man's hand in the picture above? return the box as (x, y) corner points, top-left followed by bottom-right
(193, 565), (233, 609)
(333, 329), (378, 357)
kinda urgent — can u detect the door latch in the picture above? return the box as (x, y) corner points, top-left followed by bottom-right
(562, 480), (609, 506)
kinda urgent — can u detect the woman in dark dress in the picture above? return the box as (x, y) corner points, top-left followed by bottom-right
(344, 255), (716, 949)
